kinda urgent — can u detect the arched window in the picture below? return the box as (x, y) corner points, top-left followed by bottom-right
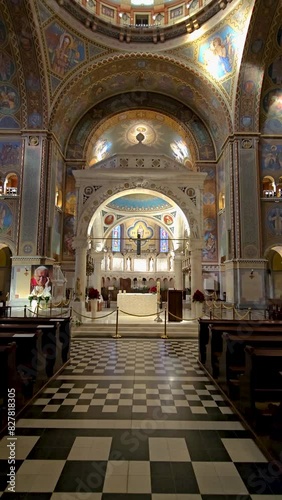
(5, 173), (18, 195)
(160, 227), (168, 253)
(262, 176), (275, 197)
(112, 225), (121, 252)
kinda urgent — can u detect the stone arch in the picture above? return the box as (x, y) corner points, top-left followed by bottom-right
(66, 94), (215, 163)
(76, 183), (204, 242)
(50, 53), (232, 153)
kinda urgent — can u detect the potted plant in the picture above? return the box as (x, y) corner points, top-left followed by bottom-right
(192, 289), (205, 318)
(88, 288), (100, 299)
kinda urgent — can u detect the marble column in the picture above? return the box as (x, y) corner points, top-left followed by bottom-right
(190, 239), (204, 298)
(174, 253), (183, 290)
(90, 252), (104, 293)
(73, 239), (87, 297)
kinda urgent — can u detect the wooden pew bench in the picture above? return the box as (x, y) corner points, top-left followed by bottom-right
(0, 316), (71, 364)
(199, 320), (282, 378)
(239, 347), (282, 419)
(0, 343), (18, 431)
(220, 333), (282, 399)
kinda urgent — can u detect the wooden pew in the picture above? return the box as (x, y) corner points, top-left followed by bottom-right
(199, 319), (282, 378)
(239, 347), (282, 418)
(0, 343), (18, 430)
(220, 333), (282, 398)
(0, 316), (71, 364)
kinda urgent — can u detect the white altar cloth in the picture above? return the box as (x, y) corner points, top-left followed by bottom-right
(117, 293), (157, 316)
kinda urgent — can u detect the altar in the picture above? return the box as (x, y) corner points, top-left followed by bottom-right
(117, 293), (158, 316)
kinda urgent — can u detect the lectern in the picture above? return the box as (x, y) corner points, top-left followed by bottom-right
(168, 289), (183, 322)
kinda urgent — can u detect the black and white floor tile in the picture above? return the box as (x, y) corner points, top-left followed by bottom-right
(0, 338), (281, 499)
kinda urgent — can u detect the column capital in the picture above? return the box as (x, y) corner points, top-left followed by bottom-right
(72, 237), (88, 251)
(189, 238), (204, 252)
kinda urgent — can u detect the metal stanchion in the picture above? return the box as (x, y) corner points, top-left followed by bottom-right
(154, 304), (163, 322)
(24, 305), (27, 318)
(161, 306), (168, 339)
(113, 307), (121, 338)
(248, 308), (252, 320)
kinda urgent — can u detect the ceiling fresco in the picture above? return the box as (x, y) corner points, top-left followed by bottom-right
(68, 95), (214, 162)
(86, 113), (193, 166)
(106, 193), (173, 212)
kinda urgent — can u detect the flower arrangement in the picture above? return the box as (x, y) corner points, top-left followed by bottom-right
(192, 289), (205, 303)
(149, 286), (157, 294)
(88, 287), (100, 299)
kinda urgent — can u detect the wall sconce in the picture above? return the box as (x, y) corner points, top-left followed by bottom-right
(24, 267), (29, 276)
(153, 13), (164, 24)
(119, 12), (130, 22)
(249, 269), (254, 279)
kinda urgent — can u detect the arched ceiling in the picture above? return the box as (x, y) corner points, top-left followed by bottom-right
(85, 110), (201, 166)
(67, 92), (215, 162)
(106, 193), (173, 212)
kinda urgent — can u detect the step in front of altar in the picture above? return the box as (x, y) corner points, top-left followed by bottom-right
(71, 321), (198, 338)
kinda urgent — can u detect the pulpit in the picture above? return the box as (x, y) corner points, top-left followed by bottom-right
(168, 289), (183, 322)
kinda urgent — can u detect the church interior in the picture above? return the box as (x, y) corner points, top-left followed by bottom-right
(0, 0), (282, 498)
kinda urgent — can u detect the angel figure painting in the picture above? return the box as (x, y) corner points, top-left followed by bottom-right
(199, 27), (236, 79)
(45, 23), (85, 77)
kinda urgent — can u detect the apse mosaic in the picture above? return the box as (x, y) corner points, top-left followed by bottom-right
(198, 26), (237, 79)
(45, 23), (85, 77)
(127, 220), (154, 244)
(107, 194), (172, 212)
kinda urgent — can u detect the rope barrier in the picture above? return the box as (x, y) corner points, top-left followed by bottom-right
(71, 307), (117, 320)
(118, 308), (163, 318)
(233, 308), (251, 320)
(166, 310), (202, 322)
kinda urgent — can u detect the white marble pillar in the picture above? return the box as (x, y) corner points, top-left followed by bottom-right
(174, 253), (183, 290)
(73, 239), (87, 298)
(89, 252), (104, 293)
(190, 239), (203, 297)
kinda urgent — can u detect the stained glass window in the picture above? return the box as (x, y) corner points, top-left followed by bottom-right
(160, 227), (168, 252)
(112, 225), (121, 252)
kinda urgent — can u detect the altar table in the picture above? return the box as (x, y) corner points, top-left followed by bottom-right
(117, 293), (157, 316)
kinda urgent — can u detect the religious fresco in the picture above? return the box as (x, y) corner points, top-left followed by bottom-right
(261, 143), (282, 172)
(52, 209), (62, 259)
(90, 139), (110, 164)
(4, 0), (44, 129)
(163, 214), (174, 226)
(127, 220), (154, 244)
(0, 85), (20, 114)
(63, 165), (78, 259)
(266, 207), (282, 236)
(104, 213), (115, 225)
(53, 58), (229, 153)
(198, 26), (237, 79)
(218, 212), (227, 260)
(268, 56), (282, 85)
(262, 88), (282, 134)
(0, 51), (15, 81)
(0, 141), (21, 168)
(0, 201), (12, 235)
(201, 165), (217, 262)
(45, 23), (85, 77)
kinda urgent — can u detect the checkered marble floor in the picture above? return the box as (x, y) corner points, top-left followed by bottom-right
(0, 338), (281, 499)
